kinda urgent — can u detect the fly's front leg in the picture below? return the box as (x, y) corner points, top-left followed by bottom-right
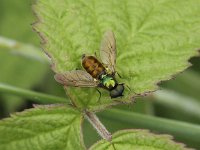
(116, 72), (122, 78)
(125, 85), (141, 97)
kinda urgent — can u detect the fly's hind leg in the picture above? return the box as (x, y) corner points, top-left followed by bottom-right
(96, 88), (102, 103)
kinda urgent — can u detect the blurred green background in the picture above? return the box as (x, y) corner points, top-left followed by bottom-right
(0, 0), (200, 149)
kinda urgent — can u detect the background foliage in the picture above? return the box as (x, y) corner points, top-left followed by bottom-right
(0, 0), (200, 149)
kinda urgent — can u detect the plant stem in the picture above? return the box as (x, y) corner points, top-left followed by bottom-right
(0, 83), (68, 103)
(153, 89), (200, 119)
(99, 109), (200, 144)
(0, 36), (49, 63)
(85, 111), (112, 141)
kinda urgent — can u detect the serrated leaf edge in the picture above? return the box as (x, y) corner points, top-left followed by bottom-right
(32, 0), (200, 111)
(89, 129), (194, 150)
(0, 104), (86, 150)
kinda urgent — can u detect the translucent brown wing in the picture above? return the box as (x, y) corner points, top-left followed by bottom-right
(54, 70), (98, 87)
(100, 30), (116, 74)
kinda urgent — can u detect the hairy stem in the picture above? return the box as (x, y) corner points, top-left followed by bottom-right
(85, 111), (112, 141)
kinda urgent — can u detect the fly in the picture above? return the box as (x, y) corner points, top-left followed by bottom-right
(55, 30), (124, 98)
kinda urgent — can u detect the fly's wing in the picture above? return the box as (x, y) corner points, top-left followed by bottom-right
(54, 70), (98, 87)
(100, 30), (116, 74)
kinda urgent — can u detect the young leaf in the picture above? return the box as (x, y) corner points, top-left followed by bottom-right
(89, 129), (193, 150)
(33, 0), (200, 110)
(0, 104), (85, 150)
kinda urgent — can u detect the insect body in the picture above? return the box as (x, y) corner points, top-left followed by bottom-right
(55, 30), (124, 98)
(82, 55), (124, 98)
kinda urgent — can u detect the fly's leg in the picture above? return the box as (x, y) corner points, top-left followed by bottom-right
(116, 72), (122, 78)
(96, 83), (105, 103)
(126, 85), (138, 94)
(96, 88), (102, 103)
(82, 54), (86, 59)
(126, 85), (131, 91)
(94, 52), (97, 57)
(125, 85), (142, 100)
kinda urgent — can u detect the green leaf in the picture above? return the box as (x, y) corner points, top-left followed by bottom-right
(0, 104), (85, 150)
(33, 0), (200, 110)
(89, 130), (192, 150)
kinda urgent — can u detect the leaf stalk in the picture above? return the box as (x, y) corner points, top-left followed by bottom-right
(85, 110), (112, 141)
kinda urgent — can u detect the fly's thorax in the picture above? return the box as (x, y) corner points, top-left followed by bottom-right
(105, 67), (113, 75)
(82, 55), (105, 79)
(100, 74), (116, 90)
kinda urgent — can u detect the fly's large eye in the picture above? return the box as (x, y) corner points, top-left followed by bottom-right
(110, 84), (124, 98)
(110, 89), (119, 98)
(116, 84), (124, 92)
